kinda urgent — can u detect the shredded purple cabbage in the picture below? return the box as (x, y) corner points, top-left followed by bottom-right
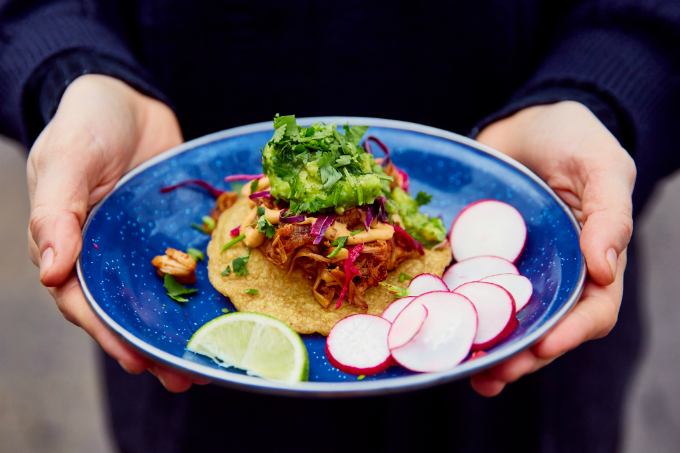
(393, 224), (424, 255)
(249, 190), (272, 200)
(364, 136), (391, 166)
(364, 208), (374, 231)
(224, 174), (265, 182)
(311, 214), (337, 245)
(160, 179), (224, 198)
(279, 208), (306, 224)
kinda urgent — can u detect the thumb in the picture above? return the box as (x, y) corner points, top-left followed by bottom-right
(579, 154), (635, 286)
(28, 135), (94, 287)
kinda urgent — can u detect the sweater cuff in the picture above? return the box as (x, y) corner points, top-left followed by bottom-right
(23, 50), (173, 144)
(0, 10), (163, 146)
(470, 87), (624, 148)
(473, 26), (680, 157)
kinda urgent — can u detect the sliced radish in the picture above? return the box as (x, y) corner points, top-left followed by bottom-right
(381, 296), (415, 323)
(407, 273), (450, 296)
(390, 292), (478, 372)
(453, 282), (516, 350)
(388, 302), (428, 350)
(480, 273), (533, 312)
(467, 350), (488, 362)
(326, 314), (392, 375)
(442, 255), (519, 290)
(450, 199), (527, 262)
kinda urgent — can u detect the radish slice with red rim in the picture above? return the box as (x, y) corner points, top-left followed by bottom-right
(453, 282), (516, 350)
(381, 296), (415, 323)
(325, 314), (392, 376)
(388, 302), (428, 350)
(449, 199), (527, 262)
(390, 292), (478, 373)
(407, 273), (449, 296)
(442, 255), (518, 290)
(480, 274), (533, 312)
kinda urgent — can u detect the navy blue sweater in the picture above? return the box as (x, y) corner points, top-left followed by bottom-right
(2, 1), (680, 213)
(1, 3), (675, 452)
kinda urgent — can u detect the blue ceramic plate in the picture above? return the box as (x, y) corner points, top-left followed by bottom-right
(77, 117), (585, 397)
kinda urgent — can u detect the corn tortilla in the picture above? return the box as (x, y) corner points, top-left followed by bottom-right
(207, 198), (452, 335)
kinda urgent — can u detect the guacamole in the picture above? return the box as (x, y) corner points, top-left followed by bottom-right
(261, 115), (446, 247)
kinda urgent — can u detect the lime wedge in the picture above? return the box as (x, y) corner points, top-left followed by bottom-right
(187, 312), (309, 383)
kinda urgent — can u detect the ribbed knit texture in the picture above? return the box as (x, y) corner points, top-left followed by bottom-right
(0, 2), (165, 146)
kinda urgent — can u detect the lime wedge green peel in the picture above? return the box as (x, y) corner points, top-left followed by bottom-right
(186, 312), (309, 383)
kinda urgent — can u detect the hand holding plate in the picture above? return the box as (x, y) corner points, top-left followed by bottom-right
(472, 101), (635, 396)
(25, 74), (202, 392)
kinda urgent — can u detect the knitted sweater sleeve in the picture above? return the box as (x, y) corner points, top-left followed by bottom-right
(0, 0), (169, 147)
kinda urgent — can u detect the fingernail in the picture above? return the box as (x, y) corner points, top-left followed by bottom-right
(40, 247), (54, 280)
(606, 248), (618, 280)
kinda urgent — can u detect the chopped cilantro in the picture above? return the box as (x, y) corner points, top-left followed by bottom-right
(398, 273), (413, 283)
(332, 184), (342, 206)
(163, 274), (198, 302)
(334, 155), (353, 167)
(320, 164), (342, 191)
(256, 214), (276, 238)
(191, 222), (206, 233)
(250, 179), (259, 194)
(201, 216), (216, 231)
(221, 233), (245, 253)
(233, 254), (250, 276)
(379, 281), (409, 298)
(375, 174), (394, 181)
(257, 206), (265, 216)
(350, 228), (365, 236)
(357, 184), (364, 205)
(326, 236), (349, 258)
(187, 248), (204, 261)
(221, 266), (232, 276)
(415, 191), (433, 206)
(272, 124), (286, 142)
(245, 288), (259, 295)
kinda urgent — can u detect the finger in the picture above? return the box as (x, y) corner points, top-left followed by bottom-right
(470, 350), (555, 397)
(49, 273), (149, 373)
(533, 249), (626, 359)
(579, 153), (635, 286)
(470, 370), (506, 397)
(28, 132), (99, 287)
(147, 363), (194, 393)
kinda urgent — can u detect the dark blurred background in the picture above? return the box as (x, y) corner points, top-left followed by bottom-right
(1, 134), (679, 452)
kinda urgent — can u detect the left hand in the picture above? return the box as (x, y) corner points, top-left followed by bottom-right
(472, 101), (635, 396)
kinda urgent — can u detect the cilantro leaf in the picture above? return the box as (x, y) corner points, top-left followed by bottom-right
(320, 164), (342, 191)
(257, 206), (265, 216)
(415, 191), (433, 206)
(272, 124), (286, 142)
(245, 288), (259, 295)
(163, 274), (198, 302)
(256, 214), (276, 238)
(326, 236), (349, 258)
(343, 123), (369, 145)
(273, 115), (300, 141)
(334, 155), (353, 167)
(221, 266), (232, 276)
(186, 248), (204, 261)
(250, 179), (259, 194)
(233, 254), (250, 276)
(273, 165), (296, 180)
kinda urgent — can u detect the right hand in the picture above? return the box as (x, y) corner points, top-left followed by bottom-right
(27, 74), (207, 392)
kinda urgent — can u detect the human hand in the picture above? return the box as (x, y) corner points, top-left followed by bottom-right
(472, 101), (635, 396)
(27, 74), (206, 392)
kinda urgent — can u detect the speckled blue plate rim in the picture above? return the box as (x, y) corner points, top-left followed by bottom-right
(76, 117), (586, 398)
